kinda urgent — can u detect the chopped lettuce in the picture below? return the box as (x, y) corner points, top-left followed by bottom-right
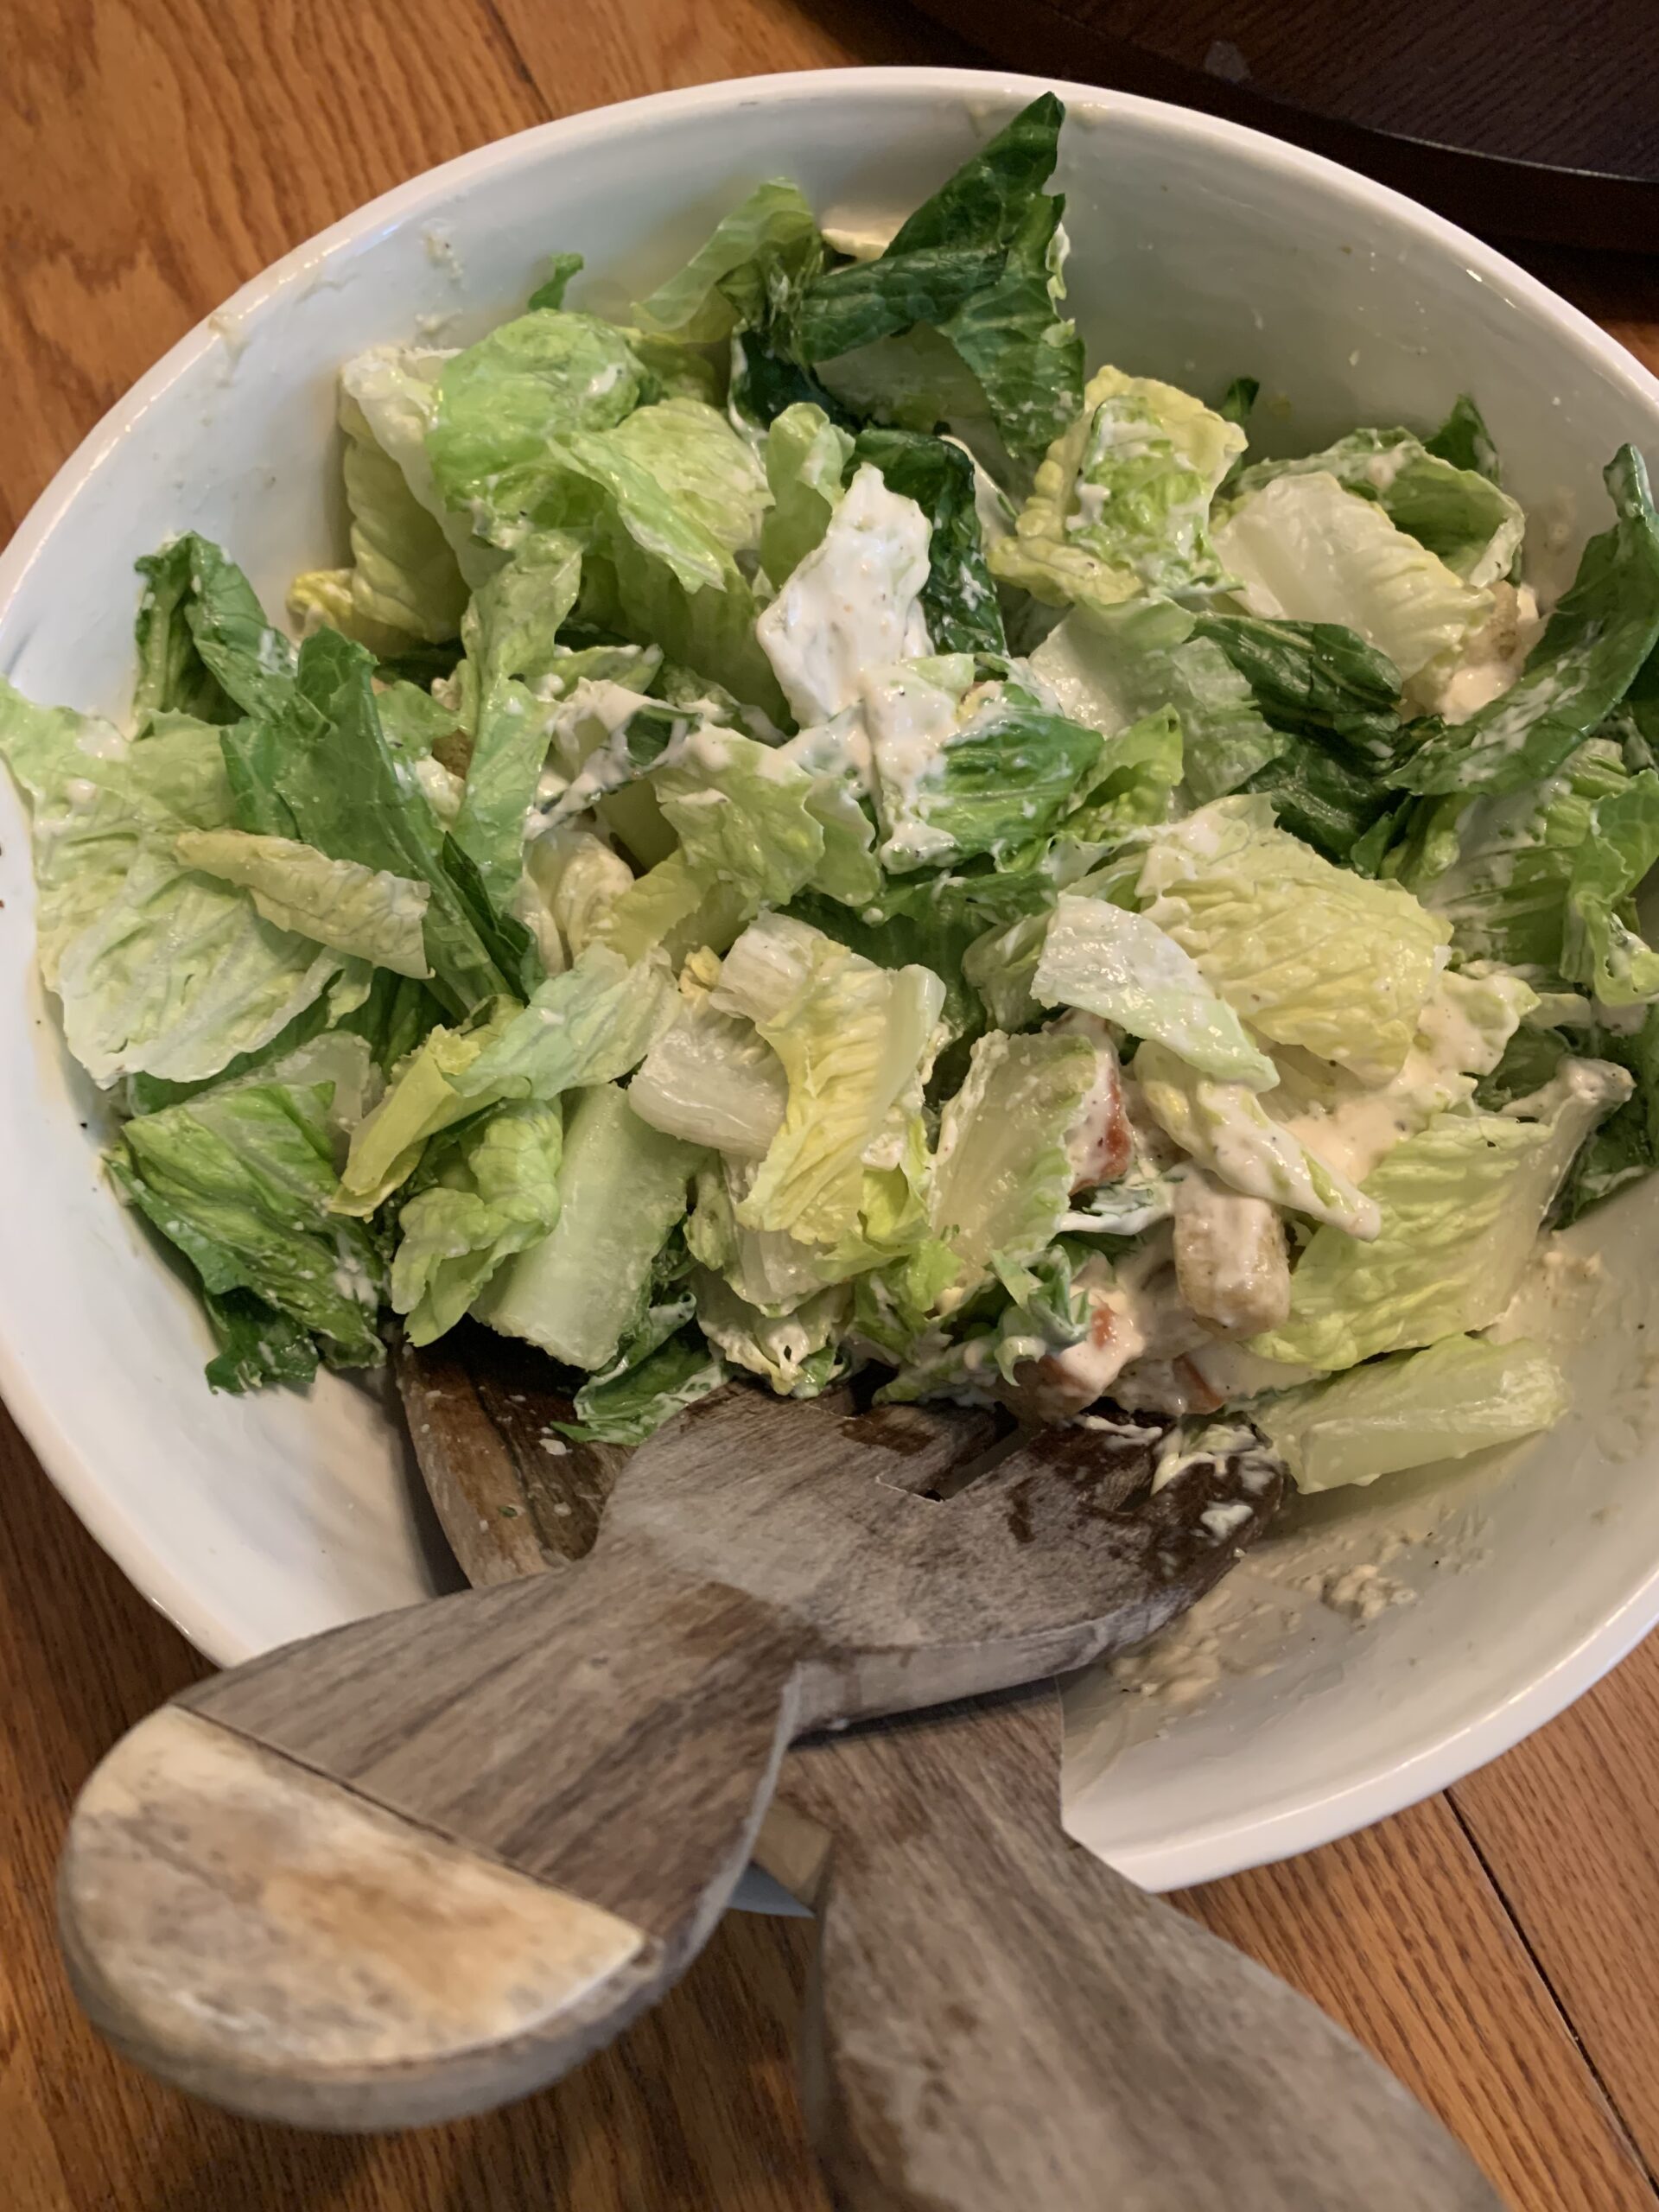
(759, 403), (854, 588)
(113, 1076), (385, 1373)
(0, 680), (347, 1086)
(474, 1081), (701, 1369)
(1033, 895), (1277, 1085)
(1031, 599), (1286, 808)
(991, 365), (1245, 607)
(634, 181), (823, 345)
(653, 727), (826, 906)
(852, 427), (1006, 655)
(929, 1029), (1097, 1293)
(174, 831), (431, 977)
(448, 529), (584, 901)
(391, 1098), (564, 1344)
(289, 379), (469, 652)
(693, 1271), (849, 1395)
(1254, 1334), (1569, 1492)
(1251, 1059), (1633, 1369)
(1397, 448), (1659, 795)
(1213, 469), (1491, 683)
(792, 94), (1082, 464)
(1138, 796), (1451, 1083)
(335, 944), (677, 1213)
(1227, 427), (1525, 587)
(626, 989), (788, 1157)
(864, 663), (1106, 873)
(220, 626), (535, 1016)
(710, 913), (944, 1248)
(758, 462), (931, 726)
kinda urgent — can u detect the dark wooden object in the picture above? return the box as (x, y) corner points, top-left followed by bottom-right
(49, 1328), (1495, 2207)
(912, 0), (1659, 250)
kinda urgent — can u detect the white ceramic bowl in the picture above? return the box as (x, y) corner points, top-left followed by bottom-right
(3, 68), (1657, 1891)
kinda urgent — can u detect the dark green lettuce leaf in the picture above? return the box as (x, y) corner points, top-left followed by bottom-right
(852, 426), (1005, 654)
(1395, 447), (1659, 797)
(220, 627), (536, 1015)
(792, 94), (1082, 463)
(134, 536), (296, 726)
(1193, 612), (1402, 766)
(1425, 392), (1501, 483)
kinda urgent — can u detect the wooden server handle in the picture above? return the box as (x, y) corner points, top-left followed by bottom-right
(770, 1691), (1501, 2212)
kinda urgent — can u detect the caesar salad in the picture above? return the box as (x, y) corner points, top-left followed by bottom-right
(4, 93), (1657, 1497)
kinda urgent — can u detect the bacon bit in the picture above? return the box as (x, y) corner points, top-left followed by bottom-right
(1071, 1052), (1134, 1191)
(997, 1303), (1123, 1425)
(1173, 1355), (1226, 1415)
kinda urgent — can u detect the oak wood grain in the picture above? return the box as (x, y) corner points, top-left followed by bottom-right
(1449, 1631), (1659, 2180)
(2, 0), (1659, 2205)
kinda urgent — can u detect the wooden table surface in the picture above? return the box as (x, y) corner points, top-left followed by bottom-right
(3, 3), (1659, 2205)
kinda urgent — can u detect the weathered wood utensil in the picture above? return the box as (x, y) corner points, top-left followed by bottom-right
(56, 1325), (1497, 2209)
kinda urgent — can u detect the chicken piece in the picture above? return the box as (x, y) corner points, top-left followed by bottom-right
(997, 1290), (1147, 1426)
(1172, 1170), (1291, 1338)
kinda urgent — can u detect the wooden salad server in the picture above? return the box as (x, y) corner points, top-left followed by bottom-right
(55, 1325), (1497, 2209)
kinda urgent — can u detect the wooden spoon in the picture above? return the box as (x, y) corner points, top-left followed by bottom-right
(55, 1325), (1497, 2209)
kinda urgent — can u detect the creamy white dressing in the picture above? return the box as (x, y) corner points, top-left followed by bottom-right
(755, 464), (931, 726)
(1414, 582), (1543, 725)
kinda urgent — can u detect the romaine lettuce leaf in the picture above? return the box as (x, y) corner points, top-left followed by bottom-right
(200, 1288), (321, 1395)
(174, 830), (432, 977)
(391, 1098), (564, 1344)
(758, 462), (931, 726)
(864, 663), (1105, 874)
(114, 1077), (385, 1371)
(1397, 448), (1659, 795)
(1227, 427), (1524, 587)
(0, 682), (348, 1086)
(1191, 612), (1402, 766)
(335, 943), (676, 1213)
(474, 1081), (702, 1370)
(1133, 1040), (1379, 1236)
(1560, 769), (1659, 1005)
(427, 309), (649, 515)
(929, 1029), (1096, 1292)
(634, 181), (823, 345)
(135, 536), (296, 726)
(991, 365), (1244, 608)
(1058, 707), (1183, 843)
(759, 403), (854, 588)
(1254, 1333), (1568, 1492)
(792, 94), (1082, 464)
(516, 824), (633, 970)
(522, 401), (784, 715)
(595, 849), (753, 967)
(1425, 394), (1501, 482)
(1389, 734), (1630, 976)
(1213, 469), (1491, 683)
(710, 913), (945, 1248)
(220, 627), (535, 1016)
(1033, 895), (1277, 1084)
(289, 381), (470, 652)
(853, 427), (1006, 655)
(1250, 1059), (1633, 1368)
(1138, 795), (1451, 1082)
(557, 1324), (727, 1444)
(692, 1270), (849, 1395)
(627, 990), (788, 1157)
(448, 529), (584, 901)
(1553, 1006), (1659, 1224)
(653, 726), (826, 906)
(1031, 599), (1286, 807)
